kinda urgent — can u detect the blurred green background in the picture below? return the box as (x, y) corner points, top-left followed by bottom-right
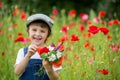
(1, 0), (120, 19)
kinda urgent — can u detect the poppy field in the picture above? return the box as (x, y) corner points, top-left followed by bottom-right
(0, 6), (120, 80)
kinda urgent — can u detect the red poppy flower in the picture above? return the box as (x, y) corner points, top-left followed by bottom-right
(79, 25), (85, 32)
(20, 12), (26, 20)
(88, 25), (99, 34)
(68, 9), (76, 17)
(71, 34), (79, 41)
(13, 22), (18, 28)
(61, 25), (69, 33)
(113, 19), (119, 24)
(107, 35), (112, 39)
(96, 69), (109, 75)
(0, 2), (3, 8)
(84, 42), (90, 48)
(52, 9), (59, 15)
(17, 32), (23, 36)
(58, 36), (68, 42)
(0, 29), (4, 35)
(99, 11), (106, 17)
(52, 57), (62, 68)
(99, 27), (109, 35)
(37, 47), (50, 55)
(12, 7), (20, 16)
(14, 36), (24, 43)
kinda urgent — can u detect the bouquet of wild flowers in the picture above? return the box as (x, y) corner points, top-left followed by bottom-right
(35, 42), (63, 76)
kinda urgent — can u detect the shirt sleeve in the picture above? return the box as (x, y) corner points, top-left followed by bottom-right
(15, 48), (24, 65)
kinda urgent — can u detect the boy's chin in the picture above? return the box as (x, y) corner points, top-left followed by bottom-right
(31, 42), (41, 46)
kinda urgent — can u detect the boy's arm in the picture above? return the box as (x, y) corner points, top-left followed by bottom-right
(14, 44), (38, 75)
(14, 54), (31, 75)
(43, 60), (58, 80)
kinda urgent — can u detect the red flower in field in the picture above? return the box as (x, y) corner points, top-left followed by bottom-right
(88, 25), (99, 34)
(68, 9), (76, 17)
(84, 42), (90, 48)
(83, 33), (92, 39)
(13, 22), (18, 28)
(71, 34), (79, 41)
(79, 24), (85, 32)
(79, 13), (88, 20)
(52, 9), (59, 15)
(20, 12), (26, 20)
(113, 19), (119, 24)
(90, 46), (95, 51)
(17, 32), (23, 36)
(0, 29), (4, 35)
(107, 35), (112, 39)
(69, 22), (77, 28)
(0, 2), (3, 8)
(14, 36), (24, 43)
(1, 52), (5, 56)
(37, 47), (50, 55)
(58, 35), (68, 42)
(13, 7), (20, 16)
(96, 69), (109, 75)
(87, 20), (92, 25)
(99, 27), (109, 35)
(99, 11), (106, 17)
(108, 19), (119, 26)
(60, 25), (69, 33)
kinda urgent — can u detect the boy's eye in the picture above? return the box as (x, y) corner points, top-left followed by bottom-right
(41, 30), (45, 33)
(32, 29), (37, 31)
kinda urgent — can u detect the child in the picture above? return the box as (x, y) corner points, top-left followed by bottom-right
(14, 14), (62, 80)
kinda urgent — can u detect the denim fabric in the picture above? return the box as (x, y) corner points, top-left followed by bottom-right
(19, 47), (49, 80)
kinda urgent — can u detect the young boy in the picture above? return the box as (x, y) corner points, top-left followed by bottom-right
(14, 14), (62, 80)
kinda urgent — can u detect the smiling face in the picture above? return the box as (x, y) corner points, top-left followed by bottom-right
(27, 21), (50, 47)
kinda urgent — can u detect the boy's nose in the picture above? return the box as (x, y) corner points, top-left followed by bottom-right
(36, 31), (40, 36)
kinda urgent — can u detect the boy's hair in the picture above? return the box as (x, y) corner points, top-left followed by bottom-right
(27, 20), (51, 37)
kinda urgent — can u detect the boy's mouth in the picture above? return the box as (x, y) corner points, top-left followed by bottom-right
(33, 36), (42, 41)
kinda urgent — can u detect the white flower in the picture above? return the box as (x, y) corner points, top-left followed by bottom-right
(48, 46), (55, 51)
(48, 54), (56, 61)
(56, 51), (62, 58)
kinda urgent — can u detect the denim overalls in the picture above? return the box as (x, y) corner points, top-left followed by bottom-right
(19, 47), (49, 80)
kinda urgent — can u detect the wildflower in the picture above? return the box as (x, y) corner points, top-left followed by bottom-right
(20, 12), (26, 20)
(12, 7), (20, 16)
(71, 34), (79, 41)
(52, 9), (59, 15)
(0, 2), (3, 8)
(68, 9), (76, 17)
(88, 25), (99, 34)
(60, 25), (69, 33)
(79, 24), (85, 32)
(96, 69), (109, 75)
(99, 27), (109, 35)
(99, 11), (106, 17)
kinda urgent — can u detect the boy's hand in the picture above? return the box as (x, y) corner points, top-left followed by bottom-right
(42, 59), (52, 71)
(27, 44), (38, 57)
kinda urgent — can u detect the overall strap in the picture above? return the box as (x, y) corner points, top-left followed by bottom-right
(23, 47), (28, 56)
